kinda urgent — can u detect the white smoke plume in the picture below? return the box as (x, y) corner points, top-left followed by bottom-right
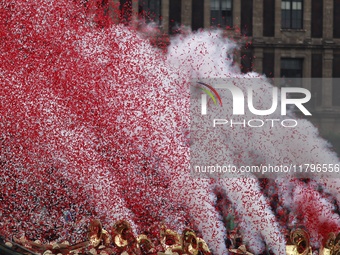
(166, 30), (340, 254)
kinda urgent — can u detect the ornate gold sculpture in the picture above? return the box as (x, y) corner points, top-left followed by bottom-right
(196, 237), (211, 255)
(228, 244), (254, 255)
(331, 232), (340, 255)
(286, 228), (312, 255)
(319, 232), (335, 255)
(88, 219), (111, 248)
(112, 220), (131, 248)
(182, 229), (198, 255)
(159, 225), (183, 255)
(112, 220), (140, 254)
(137, 234), (157, 255)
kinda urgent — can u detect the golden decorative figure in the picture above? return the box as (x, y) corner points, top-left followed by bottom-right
(286, 245), (297, 255)
(196, 237), (211, 255)
(326, 233), (336, 249)
(112, 220), (141, 255)
(158, 225), (183, 255)
(137, 234), (157, 255)
(319, 232), (335, 255)
(286, 228), (312, 255)
(88, 219), (111, 248)
(331, 232), (340, 255)
(321, 247), (332, 255)
(229, 244), (254, 255)
(182, 229), (198, 255)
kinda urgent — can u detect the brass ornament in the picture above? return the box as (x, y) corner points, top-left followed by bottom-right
(112, 220), (132, 247)
(196, 237), (211, 255)
(229, 244), (254, 255)
(137, 234), (156, 254)
(325, 232), (336, 249)
(289, 228), (312, 255)
(331, 232), (340, 255)
(160, 226), (183, 253)
(88, 219), (103, 248)
(182, 229), (198, 255)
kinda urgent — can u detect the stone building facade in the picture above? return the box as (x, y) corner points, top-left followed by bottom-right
(111, 0), (340, 135)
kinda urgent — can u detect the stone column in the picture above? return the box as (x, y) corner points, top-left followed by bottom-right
(162, 0), (170, 33)
(304, 50), (311, 78)
(322, 0), (334, 109)
(233, 0), (241, 30)
(274, 0), (282, 38)
(252, 0), (263, 37)
(323, 49), (333, 78)
(253, 47), (263, 73)
(304, 0), (311, 38)
(182, 0), (192, 27)
(274, 48), (281, 77)
(274, 0), (281, 38)
(109, 0), (120, 23)
(204, 0), (210, 28)
(323, 0), (333, 39)
(302, 51), (311, 91)
(322, 50), (333, 108)
(132, 0), (139, 20)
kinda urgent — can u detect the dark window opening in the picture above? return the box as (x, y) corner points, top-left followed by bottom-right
(332, 54), (340, 105)
(138, 0), (162, 25)
(334, 0), (340, 38)
(169, 0), (181, 34)
(281, 58), (303, 78)
(263, 0), (275, 36)
(311, 0), (323, 37)
(241, 0), (253, 36)
(192, 0), (205, 31)
(211, 0), (233, 28)
(120, 0), (132, 24)
(281, 0), (303, 29)
(263, 52), (275, 78)
(281, 58), (304, 103)
(241, 50), (253, 73)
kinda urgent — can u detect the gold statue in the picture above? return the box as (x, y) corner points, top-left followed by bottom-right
(112, 220), (141, 255)
(319, 232), (335, 255)
(229, 244), (254, 255)
(330, 232), (340, 255)
(196, 237), (211, 255)
(158, 225), (183, 255)
(286, 228), (312, 255)
(88, 219), (111, 248)
(182, 229), (198, 255)
(326, 233), (336, 250)
(137, 234), (157, 255)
